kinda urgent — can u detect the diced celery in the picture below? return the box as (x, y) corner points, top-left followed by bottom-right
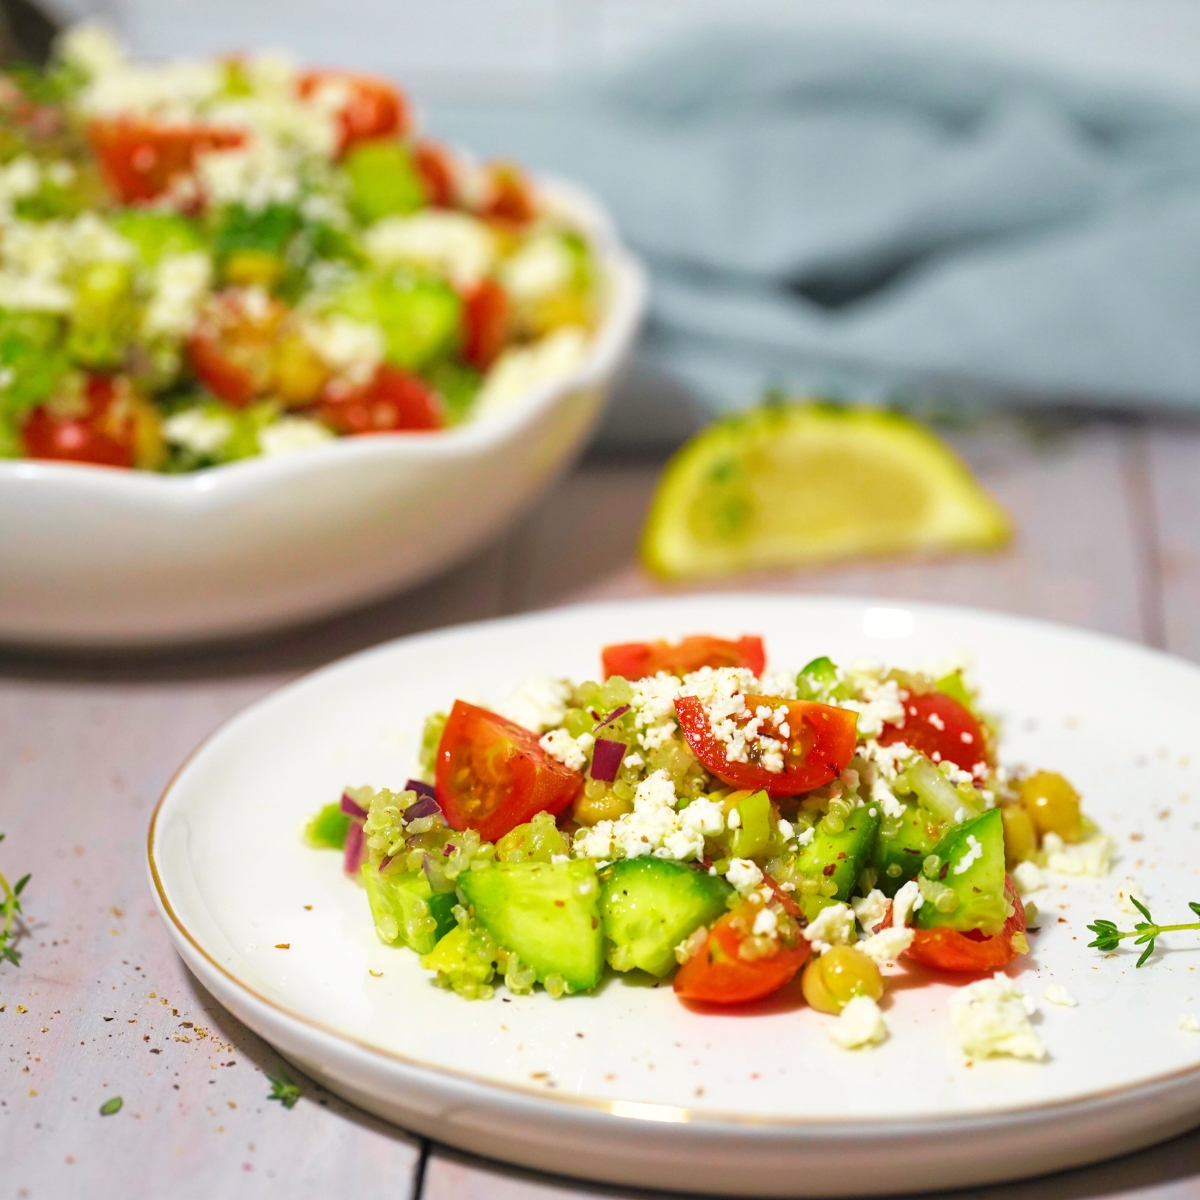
(729, 789), (772, 859)
(900, 756), (981, 825)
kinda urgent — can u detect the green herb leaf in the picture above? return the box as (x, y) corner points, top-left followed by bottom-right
(99, 1096), (123, 1116)
(1088, 900), (1200, 967)
(266, 1068), (302, 1109)
(0, 836), (30, 969)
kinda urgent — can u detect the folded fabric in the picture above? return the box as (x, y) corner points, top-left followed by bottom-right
(429, 31), (1200, 422)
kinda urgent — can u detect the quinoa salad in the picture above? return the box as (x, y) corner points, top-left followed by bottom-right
(306, 634), (1116, 1058)
(0, 26), (599, 470)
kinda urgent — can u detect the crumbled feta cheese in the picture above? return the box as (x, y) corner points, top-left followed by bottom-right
(795, 826), (815, 847)
(162, 408), (234, 456)
(725, 857), (764, 895)
(840, 668), (906, 738)
(1043, 984), (1077, 1008)
(197, 137), (301, 211)
(830, 996), (888, 1050)
(301, 315), (384, 386)
(726, 808), (741, 830)
(870, 776), (905, 819)
(950, 976), (1045, 1062)
(859, 925), (914, 965)
(892, 879), (922, 928)
(473, 327), (588, 418)
(777, 818), (794, 842)
(758, 670), (798, 700)
(1116, 877), (1148, 915)
(681, 666), (783, 773)
(496, 678), (573, 733)
(365, 211), (496, 290)
(752, 907), (779, 937)
(927, 711), (945, 731)
(499, 233), (574, 302)
(1180, 1014), (1200, 1033)
(629, 671), (683, 753)
(573, 770), (724, 864)
(1012, 861), (1045, 895)
(952, 834), (984, 876)
(57, 22), (125, 79)
(851, 889), (890, 934)
(142, 252), (211, 339)
(1043, 831), (1115, 877)
(675, 924), (708, 965)
(257, 416), (335, 457)
(539, 728), (588, 772)
(803, 903), (857, 953)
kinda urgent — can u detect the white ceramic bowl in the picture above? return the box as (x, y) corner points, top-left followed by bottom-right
(0, 181), (646, 647)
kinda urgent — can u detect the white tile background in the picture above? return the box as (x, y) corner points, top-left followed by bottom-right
(36, 0), (1200, 103)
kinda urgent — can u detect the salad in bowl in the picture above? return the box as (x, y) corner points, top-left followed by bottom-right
(0, 25), (601, 470)
(308, 633), (1113, 1059)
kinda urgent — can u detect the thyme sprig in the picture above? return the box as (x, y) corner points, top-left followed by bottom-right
(266, 1068), (302, 1109)
(1087, 897), (1200, 967)
(0, 834), (31, 968)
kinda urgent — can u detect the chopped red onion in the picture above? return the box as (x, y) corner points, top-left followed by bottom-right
(590, 738), (627, 782)
(405, 779), (437, 802)
(340, 792), (368, 819)
(343, 820), (365, 874)
(404, 795), (441, 821)
(442, 843), (455, 857)
(595, 704), (631, 731)
(422, 851), (454, 894)
(378, 852), (394, 872)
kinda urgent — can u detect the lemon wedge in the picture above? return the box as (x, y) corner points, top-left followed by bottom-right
(640, 402), (1012, 579)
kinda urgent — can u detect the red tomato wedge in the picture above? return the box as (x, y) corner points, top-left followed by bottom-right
(461, 278), (509, 372)
(675, 693), (857, 798)
(414, 141), (457, 207)
(435, 700), (584, 843)
(316, 365), (444, 435)
(298, 70), (407, 154)
(674, 902), (809, 1004)
(904, 877), (1027, 972)
(483, 162), (536, 225)
(187, 289), (285, 407)
(879, 690), (988, 776)
(88, 118), (244, 204)
(23, 375), (137, 468)
(601, 635), (766, 682)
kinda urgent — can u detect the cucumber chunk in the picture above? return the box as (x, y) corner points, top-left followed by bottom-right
(304, 802), (350, 850)
(793, 803), (880, 920)
(869, 801), (945, 897)
(459, 859), (604, 993)
(915, 807), (1009, 936)
(363, 867), (456, 955)
(600, 858), (733, 978)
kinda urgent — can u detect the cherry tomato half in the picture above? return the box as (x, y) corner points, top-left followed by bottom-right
(483, 162), (536, 225)
(435, 700), (584, 843)
(461, 278), (509, 372)
(316, 365), (444, 435)
(187, 289), (286, 407)
(414, 141), (457, 208)
(601, 635), (766, 682)
(879, 690), (988, 776)
(23, 375), (137, 468)
(88, 118), (244, 205)
(904, 877), (1027, 972)
(675, 692), (857, 798)
(674, 902), (809, 1004)
(298, 70), (407, 155)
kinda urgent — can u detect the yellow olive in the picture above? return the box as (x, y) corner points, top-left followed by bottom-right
(1020, 771), (1083, 842)
(1000, 800), (1038, 867)
(801, 945), (884, 1015)
(223, 248), (284, 289)
(274, 332), (330, 406)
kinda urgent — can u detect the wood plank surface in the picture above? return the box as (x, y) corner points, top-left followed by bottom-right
(2, 416), (1198, 1200)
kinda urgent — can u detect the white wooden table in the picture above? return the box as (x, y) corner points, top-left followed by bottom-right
(3, 411), (1200, 1199)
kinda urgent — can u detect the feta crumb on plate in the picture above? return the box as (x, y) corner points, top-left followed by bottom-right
(830, 996), (888, 1050)
(1012, 860), (1045, 895)
(803, 903), (856, 953)
(1116, 877), (1148, 915)
(951, 976), (1045, 1062)
(1181, 1014), (1200, 1033)
(1042, 831), (1115, 877)
(1043, 983), (1078, 1008)
(859, 925), (914, 966)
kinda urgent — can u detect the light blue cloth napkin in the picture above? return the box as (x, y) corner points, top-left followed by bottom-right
(429, 31), (1200, 427)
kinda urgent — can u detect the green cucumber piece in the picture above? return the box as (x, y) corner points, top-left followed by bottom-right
(869, 801), (945, 897)
(796, 656), (850, 703)
(915, 807), (1008, 936)
(363, 866), (457, 955)
(327, 276), (461, 370)
(345, 140), (426, 224)
(728, 789), (772, 860)
(113, 210), (205, 266)
(304, 802), (350, 849)
(458, 859), (604, 993)
(794, 803), (881, 920)
(600, 858), (733, 977)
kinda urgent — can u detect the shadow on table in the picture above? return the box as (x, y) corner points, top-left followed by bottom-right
(422, 1130), (1200, 1200)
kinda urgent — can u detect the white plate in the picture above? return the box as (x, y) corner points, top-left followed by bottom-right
(149, 595), (1200, 1196)
(0, 178), (646, 647)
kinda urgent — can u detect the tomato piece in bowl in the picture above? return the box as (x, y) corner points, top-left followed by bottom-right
(601, 635), (766, 681)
